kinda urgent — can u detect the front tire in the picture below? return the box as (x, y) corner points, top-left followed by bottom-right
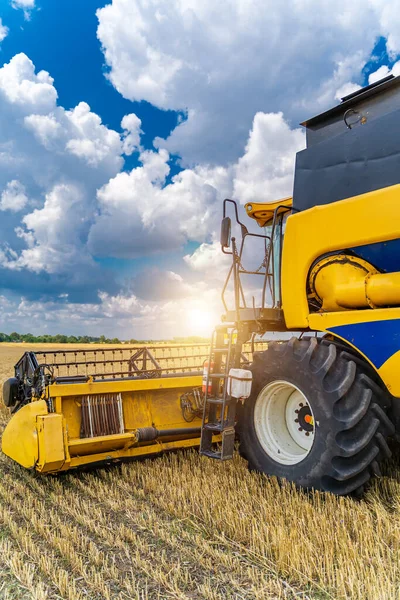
(239, 337), (394, 496)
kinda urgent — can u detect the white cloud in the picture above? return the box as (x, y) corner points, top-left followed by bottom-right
(11, 0), (35, 20)
(0, 18), (9, 43)
(0, 54), (57, 113)
(11, 0), (35, 6)
(0, 53), (141, 301)
(88, 109), (302, 260)
(184, 241), (230, 274)
(334, 82), (362, 102)
(65, 102), (123, 167)
(121, 113), (142, 155)
(96, 0), (400, 166)
(233, 112), (305, 203)
(0, 180), (28, 212)
(368, 65), (391, 84)
(0, 183), (92, 274)
(367, 60), (400, 85)
(88, 147), (226, 258)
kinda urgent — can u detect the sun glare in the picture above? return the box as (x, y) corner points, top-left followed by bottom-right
(186, 308), (217, 338)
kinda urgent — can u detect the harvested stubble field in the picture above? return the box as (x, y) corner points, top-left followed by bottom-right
(1, 345), (400, 599)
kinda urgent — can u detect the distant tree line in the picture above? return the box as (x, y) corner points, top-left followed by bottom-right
(0, 332), (210, 345)
(0, 332), (140, 344)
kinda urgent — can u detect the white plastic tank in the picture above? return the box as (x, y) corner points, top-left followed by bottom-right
(227, 368), (252, 399)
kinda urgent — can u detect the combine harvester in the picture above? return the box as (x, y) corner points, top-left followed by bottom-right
(3, 75), (400, 496)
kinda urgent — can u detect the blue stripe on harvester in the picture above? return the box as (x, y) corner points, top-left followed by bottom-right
(330, 319), (400, 369)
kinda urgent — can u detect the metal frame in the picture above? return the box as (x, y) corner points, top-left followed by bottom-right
(221, 198), (295, 324)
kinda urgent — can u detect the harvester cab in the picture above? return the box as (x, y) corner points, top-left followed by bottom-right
(3, 74), (400, 496)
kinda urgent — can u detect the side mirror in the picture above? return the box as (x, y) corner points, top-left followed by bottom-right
(220, 216), (231, 248)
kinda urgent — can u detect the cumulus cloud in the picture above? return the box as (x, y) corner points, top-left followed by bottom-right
(0, 54), (57, 113)
(0, 18), (9, 43)
(96, 0), (400, 166)
(0, 180), (28, 212)
(0, 53), (139, 301)
(184, 241), (230, 273)
(88, 109), (303, 261)
(88, 147), (228, 258)
(233, 112), (305, 203)
(65, 102), (123, 167)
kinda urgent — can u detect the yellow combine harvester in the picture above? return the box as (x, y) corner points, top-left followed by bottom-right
(3, 75), (400, 496)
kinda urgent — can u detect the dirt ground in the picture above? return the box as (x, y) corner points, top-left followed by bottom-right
(1, 343), (400, 599)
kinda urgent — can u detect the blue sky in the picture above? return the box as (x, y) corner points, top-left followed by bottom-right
(0, 0), (398, 339)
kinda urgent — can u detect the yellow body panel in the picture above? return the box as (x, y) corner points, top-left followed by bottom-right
(2, 400), (48, 469)
(37, 414), (66, 472)
(378, 352), (400, 397)
(282, 183), (400, 328)
(245, 197), (292, 227)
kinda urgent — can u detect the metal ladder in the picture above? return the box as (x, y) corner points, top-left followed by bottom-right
(200, 325), (237, 460)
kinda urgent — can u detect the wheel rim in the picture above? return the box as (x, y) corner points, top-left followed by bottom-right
(254, 380), (315, 466)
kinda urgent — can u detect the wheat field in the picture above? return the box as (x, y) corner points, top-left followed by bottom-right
(1, 344), (400, 599)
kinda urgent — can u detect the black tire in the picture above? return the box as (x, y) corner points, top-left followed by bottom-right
(239, 336), (394, 496)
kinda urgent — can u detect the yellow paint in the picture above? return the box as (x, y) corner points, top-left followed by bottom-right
(49, 374), (202, 398)
(308, 307), (400, 330)
(310, 254), (400, 311)
(1, 400), (48, 469)
(36, 414), (66, 473)
(379, 351), (400, 396)
(68, 432), (137, 456)
(282, 183), (400, 328)
(66, 435), (221, 472)
(245, 197), (292, 227)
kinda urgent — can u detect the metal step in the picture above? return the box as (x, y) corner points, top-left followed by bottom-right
(212, 348), (229, 353)
(205, 396), (235, 405)
(200, 428), (236, 460)
(203, 422), (224, 432)
(209, 373), (227, 378)
(201, 449), (223, 460)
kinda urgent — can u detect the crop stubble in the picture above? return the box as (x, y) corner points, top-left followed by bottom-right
(0, 344), (400, 599)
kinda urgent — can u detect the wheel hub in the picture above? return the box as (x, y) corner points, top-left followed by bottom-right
(254, 380), (316, 466)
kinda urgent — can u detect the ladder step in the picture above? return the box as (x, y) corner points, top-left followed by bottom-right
(206, 396), (234, 404)
(203, 422), (224, 432)
(209, 373), (226, 378)
(201, 449), (223, 460)
(212, 348), (229, 353)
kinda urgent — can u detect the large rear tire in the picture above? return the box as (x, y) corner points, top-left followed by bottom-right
(239, 337), (394, 496)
